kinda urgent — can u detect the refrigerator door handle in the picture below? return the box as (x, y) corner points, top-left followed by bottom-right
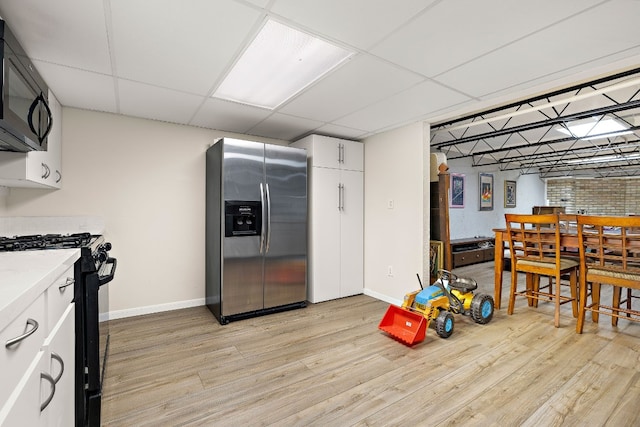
(341, 183), (345, 210)
(259, 182), (266, 254)
(265, 183), (272, 253)
(337, 183), (341, 210)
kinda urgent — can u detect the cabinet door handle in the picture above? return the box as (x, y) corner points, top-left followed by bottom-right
(41, 163), (51, 179)
(340, 184), (345, 210)
(337, 184), (341, 210)
(40, 372), (56, 411)
(55, 170), (61, 183)
(59, 277), (74, 291)
(340, 143), (345, 164)
(51, 352), (64, 384)
(5, 318), (39, 348)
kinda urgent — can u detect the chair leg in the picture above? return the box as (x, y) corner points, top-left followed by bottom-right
(576, 276), (588, 334)
(508, 270), (518, 315)
(612, 286), (621, 327)
(554, 273), (561, 328)
(592, 283), (601, 323)
(627, 288), (632, 318)
(524, 273), (534, 306)
(531, 274), (541, 307)
(569, 270), (578, 318)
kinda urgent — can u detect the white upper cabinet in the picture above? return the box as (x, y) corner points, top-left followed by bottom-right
(296, 134), (363, 171)
(0, 90), (63, 189)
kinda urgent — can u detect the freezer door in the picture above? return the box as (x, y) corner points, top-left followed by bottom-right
(222, 139), (265, 316)
(264, 144), (307, 308)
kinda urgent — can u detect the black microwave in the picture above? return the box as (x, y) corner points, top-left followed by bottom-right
(0, 19), (52, 152)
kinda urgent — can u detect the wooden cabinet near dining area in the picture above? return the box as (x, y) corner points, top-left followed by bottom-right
(451, 236), (495, 268)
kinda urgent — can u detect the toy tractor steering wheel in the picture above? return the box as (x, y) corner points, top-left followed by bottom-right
(437, 269), (458, 284)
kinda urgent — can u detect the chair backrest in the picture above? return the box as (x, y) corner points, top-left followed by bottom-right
(505, 213), (562, 266)
(576, 215), (640, 274)
(558, 213), (577, 231)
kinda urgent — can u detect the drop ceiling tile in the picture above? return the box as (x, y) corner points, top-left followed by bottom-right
(371, 0), (604, 78)
(437, 3), (640, 98)
(33, 60), (117, 113)
(242, 0), (270, 8)
(311, 124), (368, 140)
(334, 80), (472, 133)
(118, 80), (205, 125)
(110, 0), (262, 95)
(247, 113), (324, 141)
(0, 0), (111, 73)
(271, 0), (435, 50)
(279, 54), (423, 122)
(190, 98), (272, 133)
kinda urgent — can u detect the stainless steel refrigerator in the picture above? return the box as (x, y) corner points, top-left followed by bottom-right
(206, 138), (307, 324)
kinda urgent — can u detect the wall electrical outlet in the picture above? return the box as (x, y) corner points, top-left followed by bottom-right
(387, 199), (394, 209)
(387, 265), (393, 277)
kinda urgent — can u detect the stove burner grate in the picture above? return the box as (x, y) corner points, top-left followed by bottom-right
(0, 232), (93, 251)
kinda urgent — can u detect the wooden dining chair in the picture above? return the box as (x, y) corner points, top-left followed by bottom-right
(576, 215), (640, 333)
(505, 213), (579, 328)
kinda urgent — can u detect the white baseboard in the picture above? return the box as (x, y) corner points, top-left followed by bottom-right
(101, 298), (206, 321)
(363, 288), (402, 306)
(101, 290), (401, 322)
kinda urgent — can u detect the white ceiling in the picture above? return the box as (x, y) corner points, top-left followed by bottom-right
(1, 0), (640, 143)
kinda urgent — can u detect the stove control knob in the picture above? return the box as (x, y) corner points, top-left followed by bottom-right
(94, 251), (108, 264)
(100, 242), (112, 252)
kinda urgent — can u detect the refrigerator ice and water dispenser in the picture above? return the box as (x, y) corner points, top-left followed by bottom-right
(224, 201), (262, 237)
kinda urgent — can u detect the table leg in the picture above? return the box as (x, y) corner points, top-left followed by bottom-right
(494, 232), (504, 310)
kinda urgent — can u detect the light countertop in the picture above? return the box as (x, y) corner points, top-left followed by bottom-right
(0, 249), (79, 332)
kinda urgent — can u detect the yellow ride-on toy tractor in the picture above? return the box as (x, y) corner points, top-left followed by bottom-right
(378, 269), (494, 345)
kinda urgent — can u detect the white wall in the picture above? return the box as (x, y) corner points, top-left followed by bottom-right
(446, 157), (546, 239)
(362, 122), (426, 305)
(0, 108), (287, 319)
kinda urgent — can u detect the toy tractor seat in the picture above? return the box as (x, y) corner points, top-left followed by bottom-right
(449, 277), (478, 293)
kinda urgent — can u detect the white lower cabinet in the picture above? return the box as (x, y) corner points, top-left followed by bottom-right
(308, 167), (364, 302)
(1, 305), (74, 427)
(0, 256), (76, 427)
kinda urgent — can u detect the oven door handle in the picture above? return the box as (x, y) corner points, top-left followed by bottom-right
(98, 257), (117, 286)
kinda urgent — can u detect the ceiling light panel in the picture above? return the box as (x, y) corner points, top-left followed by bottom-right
(213, 20), (354, 109)
(557, 117), (631, 140)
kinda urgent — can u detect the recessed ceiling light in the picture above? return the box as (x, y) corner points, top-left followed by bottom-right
(557, 117), (632, 140)
(213, 20), (354, 109)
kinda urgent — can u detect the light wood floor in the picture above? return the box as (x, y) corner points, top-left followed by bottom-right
(101, 262), (640, 426)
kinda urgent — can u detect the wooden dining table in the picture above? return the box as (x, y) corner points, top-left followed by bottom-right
(492, 228), (579, 310)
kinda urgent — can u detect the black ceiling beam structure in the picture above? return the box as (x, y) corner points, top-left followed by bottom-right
(432, 66), (640, 129)
(449, 133), (640, 166)
(430, 68), (640, 178)
(431, 100), (640, 149)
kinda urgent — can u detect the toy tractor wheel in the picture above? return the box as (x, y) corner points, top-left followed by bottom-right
(471, 293), (494, 324)
(435, 311), (454, 338)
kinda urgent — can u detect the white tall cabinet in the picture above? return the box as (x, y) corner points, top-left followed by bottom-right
(292, 134), (364, 303)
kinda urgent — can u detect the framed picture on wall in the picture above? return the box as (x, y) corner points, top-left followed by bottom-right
(429, 240), (444, 283)
(450, 173), (465, 208)
(479, 173), (494, 211)
(504, 180), (517, 208)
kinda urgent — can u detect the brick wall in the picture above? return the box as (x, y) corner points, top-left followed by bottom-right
(547, 178), (640, 215)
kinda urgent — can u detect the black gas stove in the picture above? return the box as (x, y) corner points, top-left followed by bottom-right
(0, 231), (116, 427)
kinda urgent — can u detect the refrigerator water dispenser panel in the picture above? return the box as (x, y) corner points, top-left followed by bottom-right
(225, 201), (262, 237)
